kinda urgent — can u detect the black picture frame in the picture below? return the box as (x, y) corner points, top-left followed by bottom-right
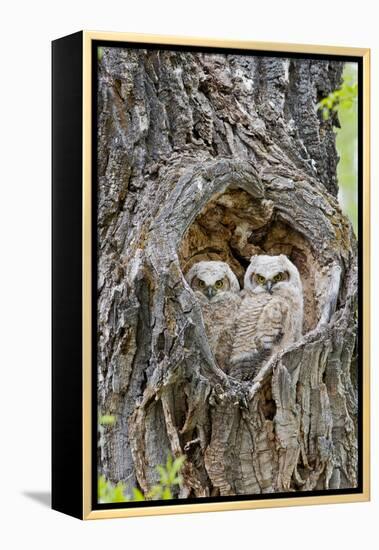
(52, 31), (370, 520)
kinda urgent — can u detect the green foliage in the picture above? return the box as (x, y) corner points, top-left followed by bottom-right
(335, 64), (358, 234)
(97, 47), (104, 62)
(98, 454), (186, 504)
(318, 63), (358, 234)
(99, 414), (116, 425)
(318, 70), (358, 121)
(98, 475), (127, 503)
(148, 454), (186, 500)
(129, 487), (145, 501)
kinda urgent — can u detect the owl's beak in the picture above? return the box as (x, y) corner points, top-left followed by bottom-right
(206, 287), (216, 299)
(265, 281), (273, 294)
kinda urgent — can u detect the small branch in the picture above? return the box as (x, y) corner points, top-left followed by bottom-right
(161, 389), (183, 456)
(184, 437), (201, 451)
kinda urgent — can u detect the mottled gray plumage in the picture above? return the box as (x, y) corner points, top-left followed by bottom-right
(230, 254), (303, 381)
(186, 261), (241, 371)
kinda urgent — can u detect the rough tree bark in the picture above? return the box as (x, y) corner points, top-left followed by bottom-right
(97, 47), (358, 498)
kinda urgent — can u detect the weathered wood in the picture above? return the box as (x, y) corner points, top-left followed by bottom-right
(97, 47), (357, 498)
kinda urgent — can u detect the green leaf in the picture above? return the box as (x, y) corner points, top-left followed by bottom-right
(162, 487), (172, 500)
(99, 454), (185, 504)
(133, 488), (145, 501)
(99, 414), (116, 425)
(317, 65), (358, 126)
(172, 474), (183, 485)
(322, 108), (329, 121)
(166, 454), (173, 471)
(98, 475), (127, 503)
(172, 455), (186, 474)
(148, 485), (163, 499)
(156, 465), (169, 484)
(112, 483), (127, 502)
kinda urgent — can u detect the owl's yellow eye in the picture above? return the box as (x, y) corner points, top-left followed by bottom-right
(255, 274), (266, 285)
(273, 273), (283, 282)
(215, 279), (224, 289)
(198, 280), (205, 288)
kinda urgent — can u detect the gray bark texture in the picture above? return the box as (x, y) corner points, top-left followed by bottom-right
(97, 47), (358, 498)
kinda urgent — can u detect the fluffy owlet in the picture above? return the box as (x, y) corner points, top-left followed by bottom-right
(230, 254), (303, 381)
(186, 261), (241, 371)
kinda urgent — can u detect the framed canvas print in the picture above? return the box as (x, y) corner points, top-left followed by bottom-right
(52, 31), (370, 520)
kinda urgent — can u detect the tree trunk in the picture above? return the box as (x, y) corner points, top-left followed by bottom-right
(97, 47), (357, 498)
